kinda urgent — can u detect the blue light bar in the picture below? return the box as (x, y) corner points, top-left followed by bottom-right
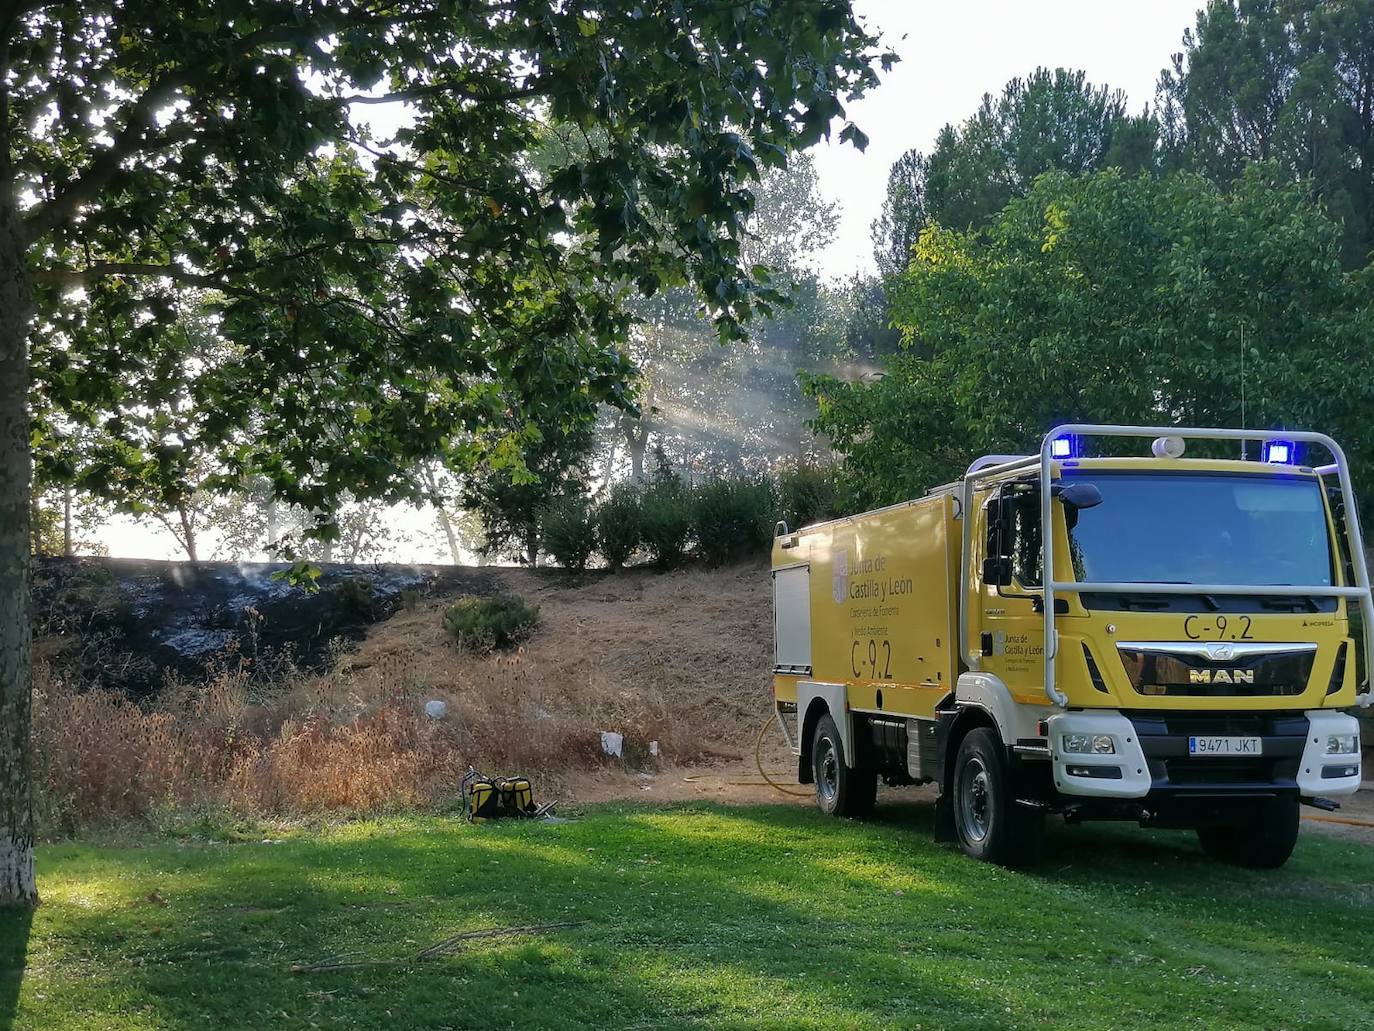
(1050, 435), (1078, 459)
(1262, 439), (1296, 465)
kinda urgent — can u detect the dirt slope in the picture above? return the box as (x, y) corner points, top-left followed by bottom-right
(345, 561), (803, 803)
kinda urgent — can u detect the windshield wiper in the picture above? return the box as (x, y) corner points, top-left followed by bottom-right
(1109, 593), (1172, 611)
(1258, 594), (1321, 613)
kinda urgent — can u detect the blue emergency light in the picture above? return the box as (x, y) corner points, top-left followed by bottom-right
(1262, 439), (1296, 465)
(1050, 435), (1078, 459)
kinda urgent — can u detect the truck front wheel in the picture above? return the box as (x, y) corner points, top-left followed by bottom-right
(1196, 796), (1300, 869)
(812, 713), (877, 818)
(952, 728), (1044, 867)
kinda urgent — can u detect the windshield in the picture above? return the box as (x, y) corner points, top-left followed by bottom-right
(1065, 471), (1334, 587)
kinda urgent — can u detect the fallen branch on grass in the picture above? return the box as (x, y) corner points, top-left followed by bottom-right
(289, 921), (583, 974)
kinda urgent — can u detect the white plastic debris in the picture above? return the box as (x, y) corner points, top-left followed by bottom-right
(649, 740), (659, 757)
(600, 730), (624, 758)
(424, 699), (448, 720)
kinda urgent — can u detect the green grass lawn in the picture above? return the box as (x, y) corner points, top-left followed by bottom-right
(3, 801), (1373, 1030)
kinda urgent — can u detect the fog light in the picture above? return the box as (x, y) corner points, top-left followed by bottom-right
(1062, 733), (1115, 755)
(1325, 733), (1359, 755)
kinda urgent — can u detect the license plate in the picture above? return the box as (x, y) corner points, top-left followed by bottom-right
(1188, 736), (1262, 756)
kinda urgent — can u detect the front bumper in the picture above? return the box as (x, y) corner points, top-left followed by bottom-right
(1046, 709), (1361, 800)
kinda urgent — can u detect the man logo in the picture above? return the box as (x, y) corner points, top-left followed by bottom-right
(1189, 668), (1255, 684)
(832, 551), (849, 604)
(1206, 643), (1235, 662)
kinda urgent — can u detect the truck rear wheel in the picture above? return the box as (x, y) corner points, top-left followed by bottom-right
(812, 713), (877, 818)
(952, 728), (1044, 867)
(1196, 796), (1300, 869)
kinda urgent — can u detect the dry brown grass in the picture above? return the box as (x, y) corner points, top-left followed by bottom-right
(32, 561), (777, 832)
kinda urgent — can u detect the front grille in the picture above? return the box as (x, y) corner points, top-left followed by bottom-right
(1118, 644), (1317, 698)
(1164, 758), (1282, 785)
(1136, 681), (1304, 698)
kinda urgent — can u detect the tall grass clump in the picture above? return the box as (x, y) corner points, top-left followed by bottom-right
(539, 494), (597, 571)
(596, 481), (642, 571)
(691, 477), (776, 566)
(443, 594), (541, 652)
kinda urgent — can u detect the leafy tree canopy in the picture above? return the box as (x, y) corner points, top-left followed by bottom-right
(1158, 0), (1374, 267)
(19, 0), (892, 531)
(810, 167), (1374, 510)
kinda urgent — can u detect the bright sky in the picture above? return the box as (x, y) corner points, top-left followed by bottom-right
(95, 0), (1204, 562)
(811, 0), (1202, 279)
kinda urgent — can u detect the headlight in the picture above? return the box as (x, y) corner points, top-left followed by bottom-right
(1325, 734), (1359, 755)
(1062, 733), (1115, 755)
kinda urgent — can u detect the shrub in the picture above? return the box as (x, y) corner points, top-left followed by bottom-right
(777, 465), (842, 531)
(596, 482), (643, 571)
(639, 464), (693, 568)
(442, 594), (540, 652)
(331, 576), (376, 620)
(539, 494), (597, 571)
(691, 477), (776, 566)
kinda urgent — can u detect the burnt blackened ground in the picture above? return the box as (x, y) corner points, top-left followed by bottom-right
(31, 557), (499, 697)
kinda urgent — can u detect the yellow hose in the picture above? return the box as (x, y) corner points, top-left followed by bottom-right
(754, 711), (814, 797)
(680, 712), (813, 797)
(1302, 811), (1374, 829)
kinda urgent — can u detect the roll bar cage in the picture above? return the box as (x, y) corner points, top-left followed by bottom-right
(958, 424), (1374, 708)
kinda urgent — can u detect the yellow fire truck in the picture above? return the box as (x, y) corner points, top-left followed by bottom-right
(771, 425), (1371, 867)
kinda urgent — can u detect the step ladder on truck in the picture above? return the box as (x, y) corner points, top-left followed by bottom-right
(770, 424), (1372, 868)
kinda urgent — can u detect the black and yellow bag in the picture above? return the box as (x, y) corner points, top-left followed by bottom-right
(461, 768), (537, 822)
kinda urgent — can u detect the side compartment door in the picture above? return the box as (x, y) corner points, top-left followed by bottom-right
(773, 564), (812, 677)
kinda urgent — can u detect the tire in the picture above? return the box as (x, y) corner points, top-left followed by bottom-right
(811, 713), (878, 819)
(1196, 796), (1299, 869)
(951, 727), (1044, 867)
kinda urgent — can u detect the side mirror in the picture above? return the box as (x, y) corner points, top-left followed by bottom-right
(1053, 482), (1103, 510)
(982, 555), (1013, 587)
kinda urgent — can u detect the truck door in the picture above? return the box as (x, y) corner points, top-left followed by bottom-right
(977, 483), (1046, 695)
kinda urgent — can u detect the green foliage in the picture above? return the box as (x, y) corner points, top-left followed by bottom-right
(776, 466), (843, 531)
(595, 483), (643, 572)
(638, 459), (694, 568)
(870, 68), (1157, 269)
(1158, 0), (1374, 267)
(690, 477), (777, 566)
(811, 167), (1374, 510)
(443, 594), (540, 653)
(539, 494), (598, 572)
(18, 1), (892, 548)
(465, 416), (596, 566)
(331, 577), (377, 622)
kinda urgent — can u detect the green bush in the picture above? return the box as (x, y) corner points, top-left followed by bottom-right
(539, 494), (597, 571)
(443, 594), (540, 652)
(596, 482), (643, 571)
(691, 477), (776, 566)
(331, 576), (376, 620)
(777, 465), (842, 531)
(639, 464), (693, 568)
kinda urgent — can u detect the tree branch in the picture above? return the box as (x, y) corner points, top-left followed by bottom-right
(22, 72), (195, 241)
(340, 81), (544, 107)
(34, 262), (283, 305)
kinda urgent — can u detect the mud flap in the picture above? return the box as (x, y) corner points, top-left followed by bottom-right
(934, 789), (957, 842)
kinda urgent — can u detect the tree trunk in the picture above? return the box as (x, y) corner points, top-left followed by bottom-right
(177, 502), (198, 564)
(421, 463), (461, 565)
(0, 199), (38, 908)
(264, 497), (278, 558)
(62, 488), (72, 557)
